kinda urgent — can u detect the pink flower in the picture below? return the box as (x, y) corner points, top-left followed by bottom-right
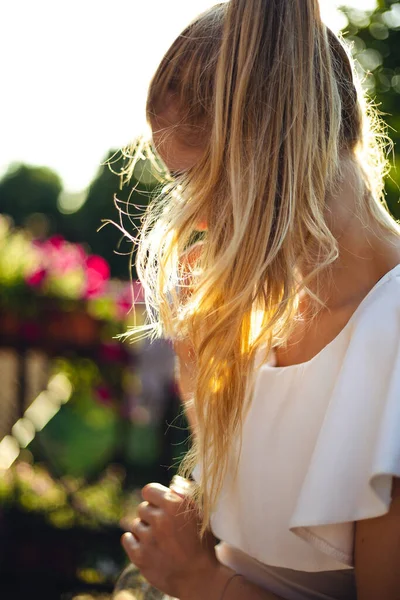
(46, 234), (65, 250)
(33, 237), (87, 280)
(84, 255), (110, 298)
(98, 341), (128, 363)
(95, 385), (113, 406)
(49, 244), (85, 275)
(116, 284), (133, 319)
(26, 267), (47, 287)
(115, 281), (144, 319)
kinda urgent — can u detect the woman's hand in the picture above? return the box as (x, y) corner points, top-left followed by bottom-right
(121, 483), (220, 598)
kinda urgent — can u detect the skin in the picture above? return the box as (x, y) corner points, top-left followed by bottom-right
(122, 112), (400, 599)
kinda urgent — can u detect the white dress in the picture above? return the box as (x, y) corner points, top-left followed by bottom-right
(194, 263), (400, 600)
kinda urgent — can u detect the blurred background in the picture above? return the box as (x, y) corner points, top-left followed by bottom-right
(0, 0), (399, 598)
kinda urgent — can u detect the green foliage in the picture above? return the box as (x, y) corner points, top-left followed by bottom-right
(34, 394), (118, 478)
(1, 458), (139, 529)
(0, 150), (160, 280)
(341, 1), (400, 218)
(0, 163), (62, 230)
(65, 149), (159, 280)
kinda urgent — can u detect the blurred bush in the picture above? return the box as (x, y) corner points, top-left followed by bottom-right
(342, 1), (400, 217)
(0, 149), (159, 280)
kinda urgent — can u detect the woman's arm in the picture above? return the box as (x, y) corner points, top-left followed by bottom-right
(355, 476), (400, 600)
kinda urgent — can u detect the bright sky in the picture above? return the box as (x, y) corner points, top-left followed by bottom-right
(0, 0), (377, 193)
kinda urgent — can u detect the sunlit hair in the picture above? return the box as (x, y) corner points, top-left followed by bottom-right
(124, 0), (398, 533)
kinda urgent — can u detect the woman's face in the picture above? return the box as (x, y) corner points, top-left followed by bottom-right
(150, 101), (208, 230)
(150, 99), (205, 175)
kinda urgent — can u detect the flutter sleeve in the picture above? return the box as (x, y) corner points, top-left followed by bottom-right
(289, 295), (400, 566)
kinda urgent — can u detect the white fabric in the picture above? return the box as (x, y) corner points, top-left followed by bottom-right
(215, 543), (356, 600)
(194, 263), (400, 582)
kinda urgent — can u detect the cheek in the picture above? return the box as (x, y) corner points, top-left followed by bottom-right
(152, 132), (203, 173)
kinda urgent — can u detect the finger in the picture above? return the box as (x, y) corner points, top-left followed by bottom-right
(137, 501), (162, 525)
(141, 482), (171, 506)
(131, 517), (153, 543)
(121, 532), (141, 565)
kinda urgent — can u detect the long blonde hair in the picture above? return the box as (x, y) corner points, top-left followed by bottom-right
(125, 0), (397, 532)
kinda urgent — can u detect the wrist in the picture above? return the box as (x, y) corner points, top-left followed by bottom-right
(177, 560), (235, 600)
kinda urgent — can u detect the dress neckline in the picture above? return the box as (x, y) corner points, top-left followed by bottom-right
(262, 262), (400, 372)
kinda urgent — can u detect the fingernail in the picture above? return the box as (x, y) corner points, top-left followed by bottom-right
(122, 532), (138, 551)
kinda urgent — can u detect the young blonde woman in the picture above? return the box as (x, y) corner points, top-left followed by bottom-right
(120, 1), (400, 599)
